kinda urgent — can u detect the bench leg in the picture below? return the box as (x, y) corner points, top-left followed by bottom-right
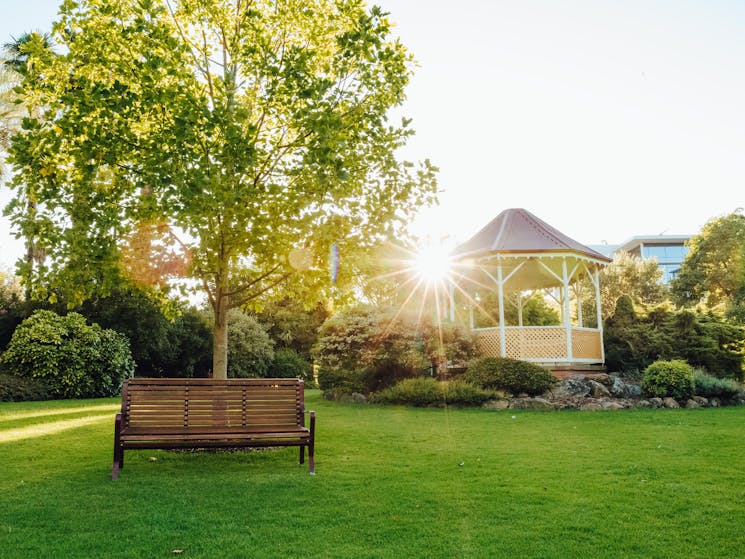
(308, 411), (316, 475)
(112, 413), (123, 480)
(299, 445), (305, 465)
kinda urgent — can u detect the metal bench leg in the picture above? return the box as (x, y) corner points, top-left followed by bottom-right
(308, 411), (316, 475)
(300, 445), (305, 465)
(112, 413), (123, 480)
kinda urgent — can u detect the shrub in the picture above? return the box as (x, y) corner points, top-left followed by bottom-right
(0, 373), (49, 402)
(225, 310), (274, 378)
(693, 369), (743, 400)
(312, 307), (478, 395)
(464, 357), (557, 396)
(371, 377), (494, 407)
(641, 359), (695, 400)
(0, 310), (134, 399)
(267, 348), (311, 379)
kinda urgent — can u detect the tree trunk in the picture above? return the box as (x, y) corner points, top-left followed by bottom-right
(212, 290), (229, 379)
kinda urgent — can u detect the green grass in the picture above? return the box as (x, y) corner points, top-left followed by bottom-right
(2, 392), (745, 558)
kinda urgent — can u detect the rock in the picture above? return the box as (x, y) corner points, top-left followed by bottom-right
(592, 373), (613, 387)
(482, 399), (510, 410)
(588, 380), (611, 399)
(662, 397), (680, 409)
(636, 399), (652, 408)
(685, 399), (700, 409)
(601, 400), (626, 410)
(553, 378), (591, 398)
(710, 397), (721, 408)
(649, 397), (664, 408)
(579, 401), (604, 411)
(351, 392), (367, 404)
(510, 397), (557, 410)
(693, 396), (709, 407)
(610, 376), (642, 398)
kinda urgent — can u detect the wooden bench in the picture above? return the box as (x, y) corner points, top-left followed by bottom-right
(112, 378), (315, 479)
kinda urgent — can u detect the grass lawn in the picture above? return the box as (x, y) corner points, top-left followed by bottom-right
(1, 391), (744, 558)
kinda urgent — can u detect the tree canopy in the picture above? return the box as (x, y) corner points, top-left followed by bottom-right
(6, 0), (437, 378)
(672, 210), (745, 320)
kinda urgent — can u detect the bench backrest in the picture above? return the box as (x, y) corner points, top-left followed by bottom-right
(120, 378), (305, 431)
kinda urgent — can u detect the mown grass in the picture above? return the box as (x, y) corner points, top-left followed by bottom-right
(1, 392), (744, 558)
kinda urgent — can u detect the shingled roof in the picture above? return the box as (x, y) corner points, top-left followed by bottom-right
(453, 208), (611, 262)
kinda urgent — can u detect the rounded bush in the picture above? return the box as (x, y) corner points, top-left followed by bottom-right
(464, 356), (557, 396)
(642, 359), (695, 400)
(0, 310), (134, 399)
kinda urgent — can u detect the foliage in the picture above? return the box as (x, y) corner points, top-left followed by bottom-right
(641, 359), (695, 400)
(77, 286), (173, 375)
(154, 309), (213, 378)
(370, 377), (494, 407)
(256, 298), (329, 361)
(672, 210), (745, 314)
(267, 348), (311, 380)
(473, 290), (560, 328)
(0, 373), (49, 402)
(693, 369), (743, 401)
(464, 356), (558, 396)
(580, 251), (665, 320)
(224, 310), (274, 378)
(604, 298), (744, 380)
(312, 307), (478, 394)
(0, 310), (134, 398)
(7, 0), (437, 379)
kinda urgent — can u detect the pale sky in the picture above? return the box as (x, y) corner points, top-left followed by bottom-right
(2, 0), (744, 270)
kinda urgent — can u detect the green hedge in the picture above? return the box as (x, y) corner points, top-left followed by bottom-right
(694, 369), (743, 400)
(371, 377), (495, 407)
(464, 357), (557, 396)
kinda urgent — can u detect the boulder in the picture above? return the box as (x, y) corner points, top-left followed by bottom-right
(649, 397), (664, 408)
(710, 397), (721, 408)
(636, 399), (652, 408)
(592, 373), (613, 387)
(553, 377), (591, 398)
(588, 380), (611, 399)
(662, 397), (680, 409)
(482, 399), (510, 410)
(610, 376), (642, 398)
(510, 397), (557, 410)
(693, 396), (709, 407)
(351, 392), (368, 404)
(579, 400), (604, 411)
(685, 399), (700, 409)
(601, 400), (626, 411)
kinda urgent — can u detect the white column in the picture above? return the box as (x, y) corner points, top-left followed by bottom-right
(497, 259), (506, 357)
(562, 258), (573, 360)
(594, 268), (605, 363)
(517, 292), (523, 327)
(576, 282), (583, 327)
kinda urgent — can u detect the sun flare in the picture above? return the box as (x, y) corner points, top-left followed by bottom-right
(414, 244), (452, 284)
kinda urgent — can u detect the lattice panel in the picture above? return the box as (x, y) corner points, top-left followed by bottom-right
(476, 329), (502, 357)
(506, 328), (567, 359)
(476, 328), (569, 359)
(571, 329), (602, 359)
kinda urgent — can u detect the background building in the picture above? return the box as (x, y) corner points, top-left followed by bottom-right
(588, 234), (691, 283)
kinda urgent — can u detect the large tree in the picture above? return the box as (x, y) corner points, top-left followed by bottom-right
(6, 0), (437, 378)
(671, 210), (745, 320)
